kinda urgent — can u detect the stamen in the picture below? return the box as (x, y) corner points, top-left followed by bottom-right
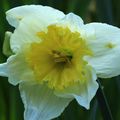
(51, 50), (73, 64)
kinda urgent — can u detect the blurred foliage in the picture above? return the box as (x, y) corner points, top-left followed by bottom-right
(0, 0), (120, 120)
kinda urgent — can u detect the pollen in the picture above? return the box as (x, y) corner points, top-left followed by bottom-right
(26, 25), (92, 91)
(106, 42), (116, 49)
(51, 49), (73, 64)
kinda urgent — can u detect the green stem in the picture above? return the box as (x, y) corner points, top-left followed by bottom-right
(96, 79), (113, 120)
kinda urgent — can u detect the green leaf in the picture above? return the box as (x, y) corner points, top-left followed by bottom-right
(9, 86), (24, 120)
(0, 83), (6, 120)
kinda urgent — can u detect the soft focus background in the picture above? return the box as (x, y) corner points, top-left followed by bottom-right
(0, 0), (120, 120)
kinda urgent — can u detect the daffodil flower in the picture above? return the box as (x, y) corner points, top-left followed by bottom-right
(0, 5), (120, 120)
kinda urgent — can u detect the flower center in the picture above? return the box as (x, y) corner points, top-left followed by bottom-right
(26, 25), (92, 90)
(51, 49), (73, 64)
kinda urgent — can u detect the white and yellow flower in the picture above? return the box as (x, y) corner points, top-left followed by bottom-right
(0, 5), (120, 120)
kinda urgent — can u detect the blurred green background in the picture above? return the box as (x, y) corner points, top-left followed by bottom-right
(0, 0), (120, 120)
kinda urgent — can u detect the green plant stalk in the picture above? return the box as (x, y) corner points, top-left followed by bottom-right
(0, 83), (6, 120)
(96, 79), (113, 120)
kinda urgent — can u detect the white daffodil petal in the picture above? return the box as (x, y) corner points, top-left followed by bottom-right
(1, 53), (34, 85)
(0, 63), (8, 77)
(19, 82), (72, 120)
(10, 7), (65, 53)
(10, 11), (64, 53)
(74, 72), (98, 109)
(57, 12), (84, 31)
(10, 15), (43, 53)
(83, 23), (120, 78)
(55, 66), (98, 109)
(6, 5), (65, 27)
